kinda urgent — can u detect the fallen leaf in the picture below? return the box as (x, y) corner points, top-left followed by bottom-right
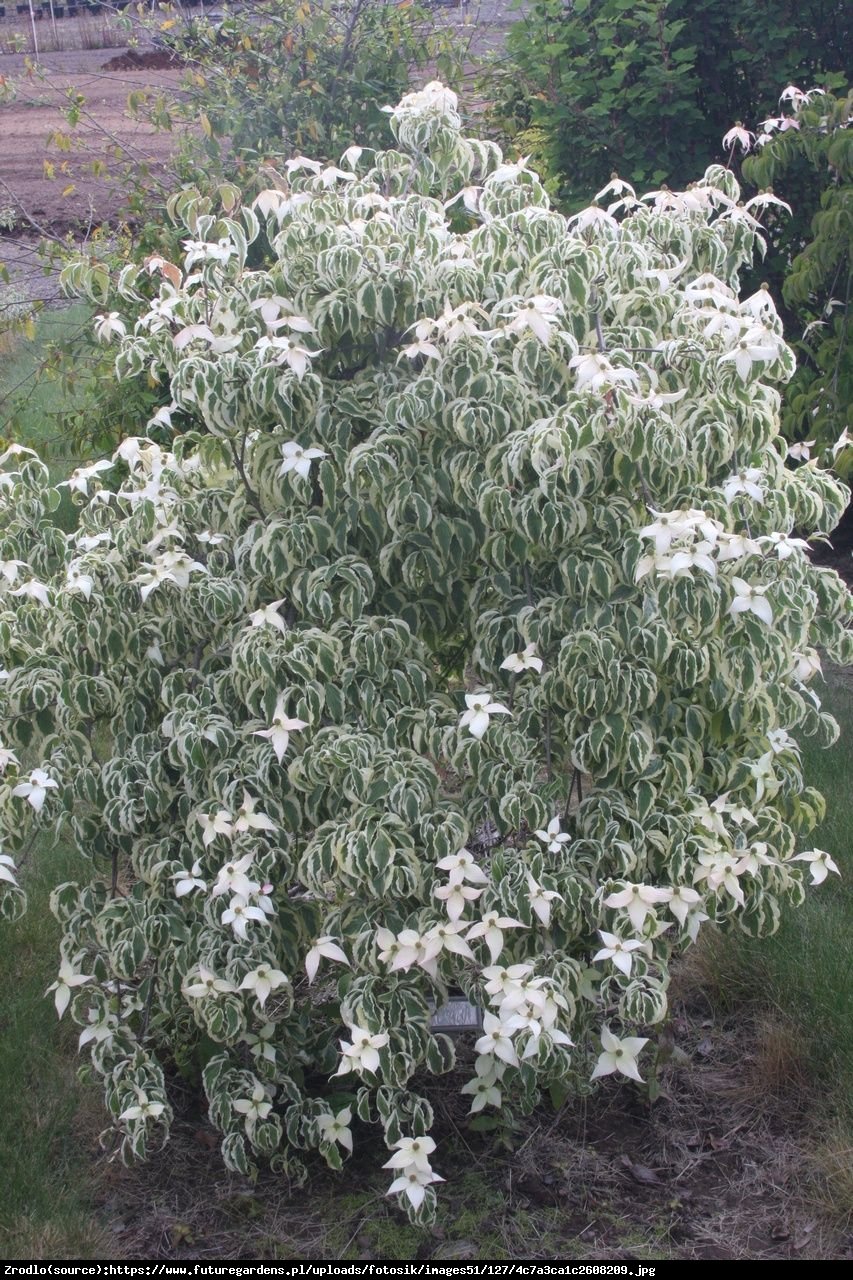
(793, 1223), (815, 1251)
(620, 1154), (662, 1185)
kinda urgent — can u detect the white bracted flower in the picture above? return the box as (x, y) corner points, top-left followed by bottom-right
(12, 768), (58, 813)
(333, 1024), (389, 1076)
(210, 852), (257, 899)
(119, 1090), (166, 1124)
(728, 577), (773, 627)
(46, 958), (94, 1019)
(475, 1012), (520, 1068)
(666, 885), (702, 927)
(376, 927), (423, 972)
(499, 294), (564, 345)
(253, 696), (309, 764)
(239, 965), (289, 1009)
(791, 649), (822, 684)
(526, 874), (563, 926)
(232, 790), (277, 835)
(792, 849), (840, 886)
(436, 847), (488, 886)
(278, 440), (328, 478)
(722, 467), (765, 504)
(466, 910), (524, 964)
(459, 691), (511, 739)
(591, 1026), (649, 1083)
(247, 598), (288, 632)
(221, 894), (268, 940)
(534, 816), (571, 854)
(383, 1134), (437, 1174)
(722, 123), (754, 154)
(500, 642), (543, 675)
(385, 1166), (444, 1210)
(233, 1083), (273, 1133)
(461, 1064), (503, 1114)
(603, 883), (673, 932)
(592, 930), (646, 978)
(434, 880), (483, 922)
(317, 1107), (353, 1153)
(173, 860), (206, 898)
(10, 579), (51, 607)
(183, 965), (237, 1000)
(196, 808), (233, 848)
(305, 936), (350, 984)
(94, 312), (126, 343)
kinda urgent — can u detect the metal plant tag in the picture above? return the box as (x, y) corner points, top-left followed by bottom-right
(429, 996), (483, 1034)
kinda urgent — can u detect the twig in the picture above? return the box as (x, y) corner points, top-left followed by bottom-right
(522, 561), (535, 608)
(229, 435), (263, 516)
(140, 957), (159, 1042)
(0, 177), (66, 244)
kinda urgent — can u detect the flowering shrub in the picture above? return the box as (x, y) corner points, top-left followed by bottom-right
(1, 83), (851, 1220)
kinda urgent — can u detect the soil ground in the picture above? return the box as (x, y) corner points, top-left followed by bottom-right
(87, 967), (853, 1262)
(0, 48), (184, 234)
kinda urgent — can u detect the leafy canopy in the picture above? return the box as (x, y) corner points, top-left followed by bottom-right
(492, 0), (852, 207)
(0, 83), (850, 1221)
(740, 86), (853, 474)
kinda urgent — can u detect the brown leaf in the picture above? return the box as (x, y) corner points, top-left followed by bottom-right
(793, 1224), (815, 1251)
(620, 1153), (662, 1185)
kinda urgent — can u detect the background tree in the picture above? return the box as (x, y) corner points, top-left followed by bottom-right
(741, 86), (852, 476)
(491, 0), (852, 207)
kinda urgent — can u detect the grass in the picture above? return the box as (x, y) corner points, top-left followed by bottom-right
(689, 673), (853, 1119)
(680, 670), (853, 1227)
(0, 840), (113, 1260)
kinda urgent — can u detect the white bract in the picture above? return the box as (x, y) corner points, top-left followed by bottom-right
(11, 768), (58, 813)
(317, 1106), (353, 1153)
(728, 577), (774, 626)
(0, 84), (848, 1221)
(591, 1027), (649, 1083)
(534, 816), (571, 853)
(459, 691), (511, 739)
(278, 441), (328, 478)
(499, 643), (543, 675)
(792, 849), (840, 886)
(46, 958), (94, 1019)
(305, 936), (350, 983)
